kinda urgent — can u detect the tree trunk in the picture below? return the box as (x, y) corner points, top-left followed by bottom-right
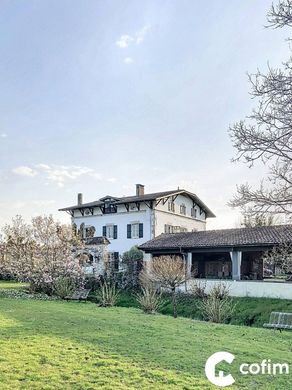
(172, 287), (177, 318)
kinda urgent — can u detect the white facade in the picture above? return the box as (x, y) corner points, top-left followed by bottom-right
(154, 194), (206, 236)
(61, 186), (213, 256)
(74, 204), (152, 254)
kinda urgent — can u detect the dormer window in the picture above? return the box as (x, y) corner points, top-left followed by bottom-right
(180, 204), (186, 215)
(103, 201), (117, 214)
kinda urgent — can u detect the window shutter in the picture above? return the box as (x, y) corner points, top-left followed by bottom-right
(114, 225), (118, 239)
(139, 223), (143, 238)
(102, 226), (106, 237)
(127, 224), (131, 238)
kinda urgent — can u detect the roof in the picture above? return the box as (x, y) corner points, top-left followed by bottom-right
(85, 236), (110, 245)
(139, 225), (292, 252)
(59, 189), (215, 218)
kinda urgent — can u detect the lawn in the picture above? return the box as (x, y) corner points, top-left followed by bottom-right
(0, 281), (28, 289)
(0, 297), (291, 389)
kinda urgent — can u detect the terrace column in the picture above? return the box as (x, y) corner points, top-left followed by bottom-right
(230, 250), (242, 281)
(143, 252), (152, 262)
(186, 252), (192, 278)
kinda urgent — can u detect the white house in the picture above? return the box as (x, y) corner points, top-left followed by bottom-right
(59, 184), (215, 260)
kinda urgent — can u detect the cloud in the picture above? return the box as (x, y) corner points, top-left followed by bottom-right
(116, 24), (151, 48)
(135, 24), (151, 45)
(0, 133), (7, 138)
(13, 166), (38, 177)
(35, 164), (97, 188)
(124, 57), (134, 64)
(116, 35), (134, 48)
(12, 164), (104, 188)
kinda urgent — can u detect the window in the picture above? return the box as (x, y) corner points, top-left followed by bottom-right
(127, 223), (143, 239)
(131, 223), (139, 238)
(108, 252), (120, 271)
(168, 201), (175, 212)
(191, 207), (197, 218)
(106, 225), (114, 239)
(180, 204), (186, 215)
(164, 225), (188, 233)
(165, 224), (172, 233)
(103, 203), (117, 214)
(103, 225), (117, 239)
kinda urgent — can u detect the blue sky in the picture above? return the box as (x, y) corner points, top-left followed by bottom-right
(0, 0), (289, 229)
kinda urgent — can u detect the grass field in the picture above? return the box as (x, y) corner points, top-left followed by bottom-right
(0, 296), (291, 389)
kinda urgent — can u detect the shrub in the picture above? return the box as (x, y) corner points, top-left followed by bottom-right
(209, 282), (230, 300)
(96, 281), (119, 307)
(190, 279), (207, 298)
(84, 275), (101, 291)
(198, 295), (236, 323)
(52, 276), (77, 299)
(136, 287), (162, 314)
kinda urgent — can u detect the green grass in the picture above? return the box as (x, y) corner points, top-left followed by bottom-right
(113, 290), (292, 327)
(0, 298), (291, 389)
(0, 281), (28, 289)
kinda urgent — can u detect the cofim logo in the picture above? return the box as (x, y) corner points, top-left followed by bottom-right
(205, 351), (289, 388)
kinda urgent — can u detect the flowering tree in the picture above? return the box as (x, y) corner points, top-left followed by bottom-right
(1, 215), (84, 294)
(262, 241), (292, 279)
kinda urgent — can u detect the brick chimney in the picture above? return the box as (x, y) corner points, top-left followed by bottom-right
(136, 184), (145, 196)
(77, 193), (83, 205)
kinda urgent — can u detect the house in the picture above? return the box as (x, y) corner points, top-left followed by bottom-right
(59, 184), (215, 261)
(139, 224), (292, 299)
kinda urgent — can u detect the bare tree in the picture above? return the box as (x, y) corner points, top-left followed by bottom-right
(142, 255), (188, 318)
(229, 0), (292, 220)
(241, 214), (276, 228)
(267, 0), (292, 28)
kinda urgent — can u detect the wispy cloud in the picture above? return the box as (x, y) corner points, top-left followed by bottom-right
(35, 164), (97, 187)
(13, 166), (38, 177)
(124, 57), (134, 64)
(11, 164), (113, 188)
(135, 24), (151, 45)
(116, 35), (134, 48)
(0, 133), (7, 138)
(116, 24), (151, 48)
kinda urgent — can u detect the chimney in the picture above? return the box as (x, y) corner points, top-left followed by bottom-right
(77, 193), (83, 205)
(136, 184), (145, 196)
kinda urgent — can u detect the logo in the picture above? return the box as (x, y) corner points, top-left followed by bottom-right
(205, 352), (289, 387)
(205, 351), (235, 388)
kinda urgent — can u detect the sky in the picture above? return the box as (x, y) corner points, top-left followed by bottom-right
(0, 0), (289, 230)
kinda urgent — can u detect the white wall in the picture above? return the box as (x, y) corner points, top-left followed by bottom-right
(74, 207), (152, 254)
(186, 279), (292, 300)
(154, 194), (206, 235)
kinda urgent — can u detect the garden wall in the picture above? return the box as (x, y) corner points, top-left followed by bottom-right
(185, 279), (292, 299)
